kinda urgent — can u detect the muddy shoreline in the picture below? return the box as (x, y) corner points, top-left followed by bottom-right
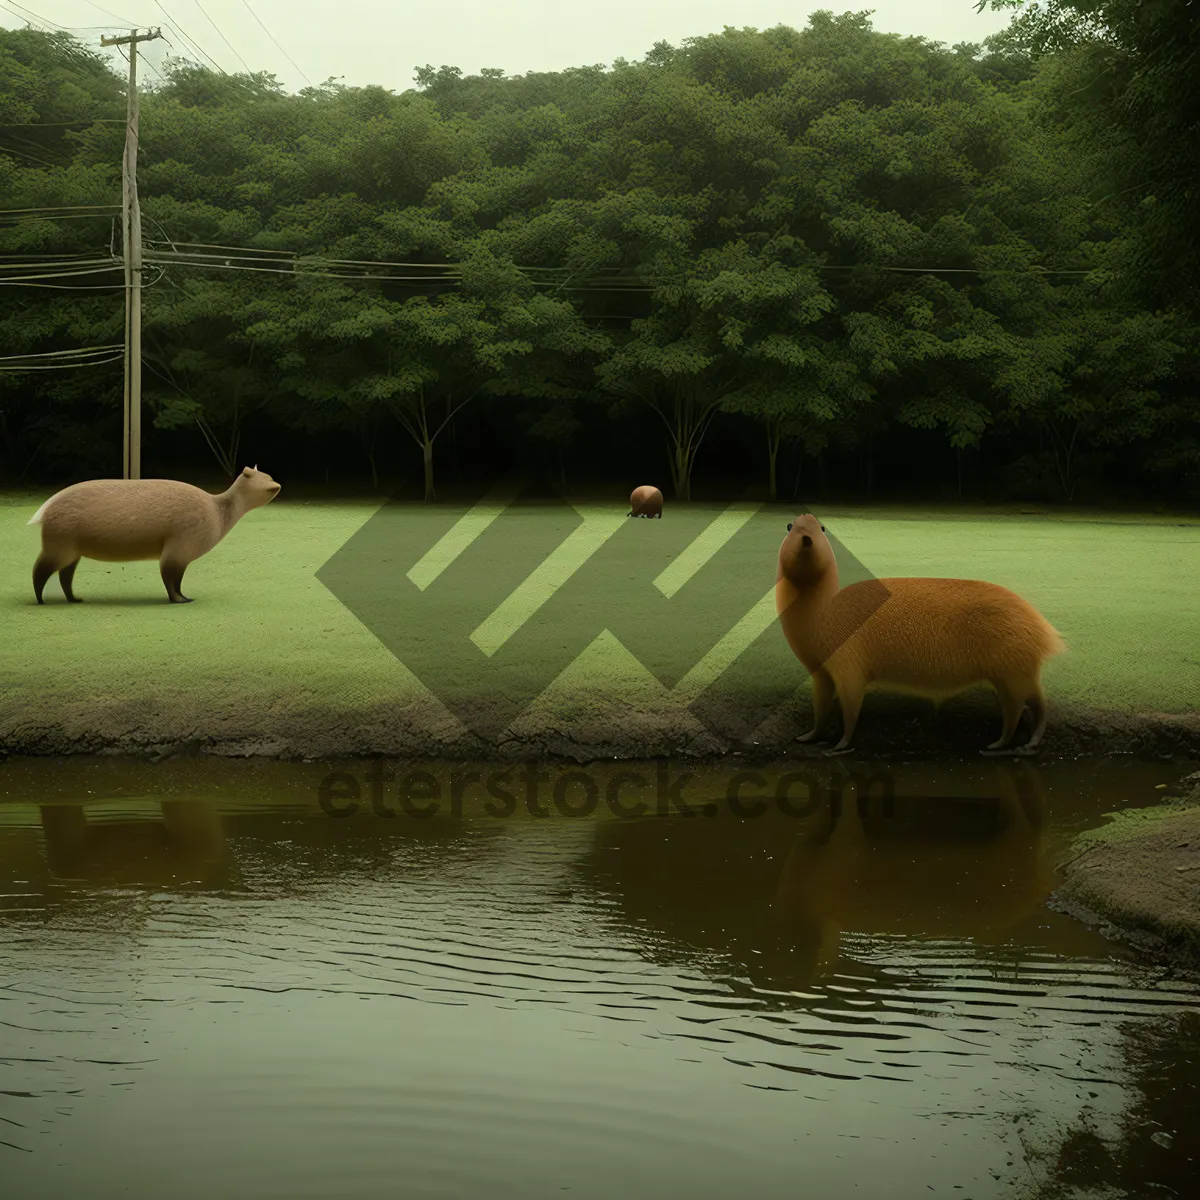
(0, 691), (1198, 764)
(1051, 772), (1200, 970)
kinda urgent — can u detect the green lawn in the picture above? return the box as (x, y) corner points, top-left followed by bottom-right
(1, 488), (1197, 759)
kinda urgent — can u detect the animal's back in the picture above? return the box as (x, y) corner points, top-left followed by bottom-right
(37, 479), (219, 562)
(829, 577), (1065, 693)
(630, 485), (663, 514)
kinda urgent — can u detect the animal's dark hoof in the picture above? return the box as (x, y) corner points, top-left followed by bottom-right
(823, 747), (853, 757)
(67, 597), (82, 604)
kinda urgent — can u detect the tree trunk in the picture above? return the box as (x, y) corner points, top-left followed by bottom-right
(866, 436), (875, 497)
(956, 447), (963, 500)
(1048, 421), (1080, 502)
(558, 445), (567, 497)
(422, 440), (435, 501)
(767, 429), (780, 503)
(363, 424), (380, 492)
(671, 442), (692, 501)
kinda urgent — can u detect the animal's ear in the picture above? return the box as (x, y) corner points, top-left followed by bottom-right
(801, 534), (813, 549)
(241, 467), (252, 477)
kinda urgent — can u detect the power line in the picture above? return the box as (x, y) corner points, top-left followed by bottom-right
(0, 263), (122, 282)
(0, 3), (168, 84)
(80, 0), (139, 23)
(0, 250), (114, 258)
(193, 0), (252, 74)
(1, 0), (138, 28)
(113, 40), (167, 89)
(0, 256), (119, 268)
(0, 353), (124, 371)
(144, 254), (463, 283)
(0, 119), (126, 127)
(141, 238), (1109, 279)
(148, 249), (469, 276)
(0, 143), (70, 169)
(0, 212), (123, 223)
(0, 343), (123, 361)
(0, 205), (120, 214)
(2, 2), (64, 30)
(240, 0), (311, 87)
(143, 248), (1109, 291)
(0, 2), (38, 25)
(0, 266), (165, 288)
(153, 0), (223, 73)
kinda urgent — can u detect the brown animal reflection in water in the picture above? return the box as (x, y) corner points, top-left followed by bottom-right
(773, 760), (1055, 973)
(38, 800), (229, 889)
(575, 761), (1055, 992)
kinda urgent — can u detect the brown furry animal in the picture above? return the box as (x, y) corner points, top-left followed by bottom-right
(628, 485), (663, 518)
(776, 513), (1066, 755)
(29, 465), (281, 604)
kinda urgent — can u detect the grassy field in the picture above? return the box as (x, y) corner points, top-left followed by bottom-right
(1, 486), (1198, 760)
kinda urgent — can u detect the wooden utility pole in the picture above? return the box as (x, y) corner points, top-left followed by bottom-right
(101, 28), (161, 480)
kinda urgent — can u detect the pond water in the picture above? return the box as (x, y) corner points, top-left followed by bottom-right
(1, 755), (1198, 1199)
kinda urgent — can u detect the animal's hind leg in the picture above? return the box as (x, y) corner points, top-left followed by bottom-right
(59, 559), (82, 603)
(1024, 682), (1049, 750)
(981, 678), (1027, 753)
(33, 553), (64, 604)
(160, 554), (193, 603)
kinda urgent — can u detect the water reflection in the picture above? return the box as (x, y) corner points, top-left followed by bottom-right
(574, 760), (1058, 992)
(37, 800), (229, 889)
(775, 760), (1055, 967)
(0, 755), (1197, 1199)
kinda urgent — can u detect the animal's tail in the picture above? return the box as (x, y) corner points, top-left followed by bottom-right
(27, 498), (50, 526)
(1044, 621), (1067, 658)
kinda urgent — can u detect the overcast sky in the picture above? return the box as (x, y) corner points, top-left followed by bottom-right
(3, 1), (1015, 95)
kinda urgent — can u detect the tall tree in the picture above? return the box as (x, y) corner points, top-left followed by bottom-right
(982, 0), (1200, 313)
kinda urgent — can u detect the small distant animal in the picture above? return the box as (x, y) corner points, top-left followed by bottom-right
(776, 514), (1066, 755)
(628, 485), (663, 518)
(28, 465), (281, 604)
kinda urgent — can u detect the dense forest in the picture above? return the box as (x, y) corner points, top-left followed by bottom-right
(0, 3), (1197, 504)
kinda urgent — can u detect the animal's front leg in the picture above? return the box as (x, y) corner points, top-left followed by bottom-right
(796, 668), (835, 744)
(160, 554), (193, 603)
(825, 672), (864, 755)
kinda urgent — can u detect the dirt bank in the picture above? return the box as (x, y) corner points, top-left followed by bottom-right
(1051, 772), (1200, 966)
(1, 688), (1197, 764)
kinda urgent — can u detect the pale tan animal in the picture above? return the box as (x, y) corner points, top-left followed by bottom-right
(775, 514), (1066, 755)
(29, 466), (281, 604)
(628, 485), (663, 518)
